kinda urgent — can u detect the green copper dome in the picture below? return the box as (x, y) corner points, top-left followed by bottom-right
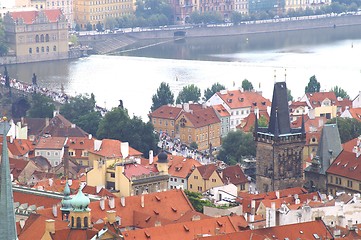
(70, 186), (90, 212)
(60, 181), (72, 211)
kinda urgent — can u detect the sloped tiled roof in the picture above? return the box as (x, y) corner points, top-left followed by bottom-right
(196, 164), (218, 180)
(326, 150), (361, 181)
(154, 155), (201, 179)
(222, 165), (248, 185)
(237, 111), (269, 132)
(89, 139), (142, 157)
(149, 105), (183, 120)
(123, 163), (153, 180)
(212, 104), (230, 117)
(8, 9), (63, 24)
(217, 90), (271, 111)
(181, 107), (220, 128)
(348, 108), (361, 122)
(41, 114), (89, 138)
(35, 136), (66, 150)
(49, 228), (99, 239)
(13, 190), (60, 209)
(306, 92), (337, 108)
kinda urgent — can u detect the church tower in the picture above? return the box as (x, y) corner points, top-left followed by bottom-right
(69, 186), (91, 229)
(254, 82), (305, 193)
(60, 180), (72, 221)
(0, 119), (17, 240)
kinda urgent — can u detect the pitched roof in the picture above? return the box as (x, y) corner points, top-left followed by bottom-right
(8, 9), (63, 25)
(13, 189), (61, 209)
(222, 165), (248, 185)
(123, 163), (153, 180)
(41, 114), (89, 138)
(35, 136), (66, 150)
(212, 104), (230, 117)
(149, 105), (183, 120)
(89, 139), (142, 158)
(237, 111), (269, 132)
(196, 164), (218, 180)
(306, 91), (337, 108)
(66, 137), (94, 151)
(122, 215), (247, 240)
(14, 117), (47, 137)
(348, 108), (361, 122)
(326, 150), (361, 181)
(160, 155), (201, 179)
(49, 228), (99, 239)
(181, 107), (220, 128)
(216, 90), (271, 111)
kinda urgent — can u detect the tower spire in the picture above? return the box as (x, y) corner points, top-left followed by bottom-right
(0, 118), (17, 240)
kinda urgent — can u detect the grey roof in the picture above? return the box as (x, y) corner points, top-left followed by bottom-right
(305, 124), (342, 174)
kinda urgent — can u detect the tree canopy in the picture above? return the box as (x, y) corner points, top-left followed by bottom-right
(217, 130), (256, 165)
(242, 79), (254, 91)
(59, 93), (101, 136)
(97, 107), (158, 156)
(331, 86), (350, 99)
(184, 190), (215, 212)
(203, 82), (225, 101)
(151, 82), (174, 111)
(327, 117), (361, 143)
(27, 93), (55, 118)
(305, 75), (321, 93)
(176, 84), (201, 104)
(135, 0), (173, 26)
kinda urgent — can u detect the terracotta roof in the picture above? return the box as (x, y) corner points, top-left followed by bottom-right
(13, 190), (61, 209)
(163, 155), (202, 179)
(181, 107), (220, 128)
(237, 110), (269, 132)
(41, 114), (89, 138)
(8, 9), (63, 25)
(13, 117), (47, 137)
(122, 215), (247, 240)
(201, 219), (332, 240)
(37, 189), (195, 228)
(343, 137), (360, 152)
(79, 185), (117, 198)
(66, 137), (94, 150)
(123, 163), (153, 179)
(50, 228), (99, 239)
(0, 137), (33, 157)
(217, 90), (271, 111)
(9, 157), (32, 180)
(89, 139), (142, 158)
(222, 165), (248, 185)
(149, 105), (183, 120)
(326, 150), (361, 181)
(212, 104), (230, 117)
(349, 108), (361, 122)
(306, 92), (338, 108)
(196, 164), (218, 180)
(35, 136), (66, 150)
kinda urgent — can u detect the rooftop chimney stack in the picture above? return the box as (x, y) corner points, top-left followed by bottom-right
(141, 195), (144, 208)
(106, 210), (116, 224)
(45, 219), (55, 234)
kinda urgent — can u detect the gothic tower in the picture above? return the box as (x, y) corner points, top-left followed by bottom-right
(0, 119), (17, 240)
(254, 82), (305, 193)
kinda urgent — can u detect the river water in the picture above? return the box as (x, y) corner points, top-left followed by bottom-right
(6, 25), (361, 120)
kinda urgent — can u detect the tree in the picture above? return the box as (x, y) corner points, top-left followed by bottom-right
(328, 117), (361, 143)
(331, 86), (349, 99)
(86, 22), (93, 31)
(27, 93), (55, 118)
(60, 93), (101, 136)
(190, 141), (198, 150)
(97, 107), (158, 156)
(105, 17), (117, 30)
(242, 79), (254, 91)
(151, 82), (174, 111)
(184, 190), (215, 212)
(305, 75), (321, 93)
(176, 84), (201, 104)
(203, 82), (225, 101)
(217, 130), (256, 165)
(135, 0), (173, 26)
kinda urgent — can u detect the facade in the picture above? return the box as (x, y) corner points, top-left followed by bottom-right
(175, 106), (221, 151)
(34, 136), (67, 167)
(172, 0), (198, 24)
(206, 89), (271, 131)
(255, 81), (306, 193)
(149, 105), (183, 139)
(66, 136), (94, 166)
(327, 136), (361, 195)
(212, 104), (231, 138)
(299, 92), (340, 120)
(3, 9), (69, 63)
(222, 164), (249, 192)
(198, 0), (234, 20)
(73, 0), (135, 30)
(187, 164), (224, 192)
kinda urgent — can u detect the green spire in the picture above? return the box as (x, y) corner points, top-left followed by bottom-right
(0, 119), (17, 240)
(60, 181), (72, 211)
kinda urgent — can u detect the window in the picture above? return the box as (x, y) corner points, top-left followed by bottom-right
(190, 184), (192, 189)
(35, 35), (39, 42)
(170, 177), (173, 181)
(29, 48), (32, 54)
(359, 183), (361, 191)
(36, 47), (39, 53)
(212, 179), (216, 182)
(47, 152), (51, 156)
(46, 34), (49, 42)
(194, 176), (198, 179)
(347, 180), (353, 188)
(240, 184), (245, 190)
(110, 173), (115, 178)
(330, 176), (333, 183)
(46, 46), (49, 52)
(181, 179), (184, 183)
(53, 45), (57, 51)
(40, 34), (44, 42)
(76, 217), (81, 228)
(41, 46), (44, 52)
(197, 186), (202, 191)
(174, 178), (177, 182)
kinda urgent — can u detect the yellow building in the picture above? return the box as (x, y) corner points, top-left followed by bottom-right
(187, 164), (223, 192)
(300, 92), (339, 120)
(149, 105), (183, 139)
(74, 0), (135, 30)
(176, 106), (221, 151)
(4, 9), (69, 63)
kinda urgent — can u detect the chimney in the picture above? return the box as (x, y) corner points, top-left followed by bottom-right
(149, 150), (154, 164)
(49, 178), (53, 186)
(121, 142), (129, 159)
(154, 221), (161, 227)
(45, 219), (55, 234)
(68, 179), (72, 186)
(120, 196), (126, 207)
(96, 185), (102, 194)
(108, 197), (115, 209)
(249, 214), (255, 223)
(88, 134), (92, 139)
(52, 204), (58, 217)
(63, 145), (69, 179)
(275, 191), (280, 199)
(106, 210), (116, 224)
(192, 215), (201, 221)
(100, 197), (105, 210)
(19, 219), (26, 229)
(251, 200), (256, 215)
(141, 195), (144, 208)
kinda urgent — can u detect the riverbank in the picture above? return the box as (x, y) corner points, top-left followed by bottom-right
(78, 14), (361, 54)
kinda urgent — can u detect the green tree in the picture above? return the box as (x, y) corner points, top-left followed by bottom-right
(105, 17), (117, 30)
(75, 23), (81, 32)
(305, 75), (321, 93)
(190, 141), (198, 150)
(27, 93), (55, 118)
(184, 190), (215, 212)
(60, 93), (101, 136)
(0, 19), (8, 56)
(176, 84), (201, 104)
(135, 0), (173, 25)
(203, 82), (225, 101)
(151, 82), (174, 111)
(328, 117), (361, 143)
(86, 22), (93, 31)
(242, 79), (254, 91)
(331, 86), (350, 99)
(217, 130), (256, 165)
(97, 107), (158, 156)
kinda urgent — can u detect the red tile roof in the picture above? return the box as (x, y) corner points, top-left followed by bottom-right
(149, 105), (183, 120)
(13, 190), (61, 208)
(222, 165), (248, 185)
(212, 104), (230, 117)
(123, 163), (153, 179)
(306, 92), (337, 108)
(35, 136), (66, 150)
(237, 110), (269, 132)
(197, 164), (218, 180)
(181, 107), (220, 128)
(157, 155), (201, 179)
(217, 90), (271, 111)
(348, 108), (361, 122)
(9, 9), (63, 25)
(326, 150), (361, 181)
(89, 139), (142, 158)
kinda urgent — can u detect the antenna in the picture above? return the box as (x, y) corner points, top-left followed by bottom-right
(284, 68), (287, 82)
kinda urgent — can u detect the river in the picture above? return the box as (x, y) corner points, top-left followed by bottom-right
(6, 25), (361, 120)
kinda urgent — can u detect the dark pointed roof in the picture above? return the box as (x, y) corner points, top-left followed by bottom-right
(0, 120), (17, 239)
(268, 82), (291, 135)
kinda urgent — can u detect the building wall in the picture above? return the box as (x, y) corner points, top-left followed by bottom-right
(327, 173), (361, 195)
(151, 117), (177, 138)
(314, 105), (337, 120)
(169, 176), (187, 190)
(35, 149), (63, 166)
(86, 158), (106, 187)
(205, 171), (224, 190)
(4, 10), (69, 63)
(74, 0), (135, 30)
(188, 168), (205, 192)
